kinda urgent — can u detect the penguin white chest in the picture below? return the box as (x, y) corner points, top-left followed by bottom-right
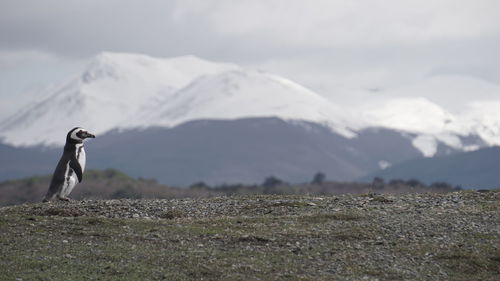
(61, 144), (86, 197)
(76, 144), (86, 172)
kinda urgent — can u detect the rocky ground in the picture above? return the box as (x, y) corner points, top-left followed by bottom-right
(1, 190), (499, 280)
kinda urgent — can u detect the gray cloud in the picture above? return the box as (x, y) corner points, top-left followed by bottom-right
(1, 0), (498, 57)
(0, 0), (499, 105)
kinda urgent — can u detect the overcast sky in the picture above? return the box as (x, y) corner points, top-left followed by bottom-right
(1, 0), (499, 113)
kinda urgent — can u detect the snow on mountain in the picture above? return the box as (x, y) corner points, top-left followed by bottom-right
(361, 97), (460, 134)
(1, 51), (499, 157)
(0, 52), (359, 147)
(359, 97), (467, 157)
(353, 73), (500, 156)
(379, 74), (500, 111)
(461, 100), (500, 146)
(132, 69), (358, 138)
(0, 52), (238, 146)
(357, 94), (500, 156)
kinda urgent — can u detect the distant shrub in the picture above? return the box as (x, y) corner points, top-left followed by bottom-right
(190, 181), (210, 189)
(262, 176), (285, 188)
(112, 185), (142, 199)
(388, 179), (406, 186)
(311, 172), (326, 185)
(406, 179), (424, 187)
(430, 182), (453, 190)
(371, 177), (385, 190)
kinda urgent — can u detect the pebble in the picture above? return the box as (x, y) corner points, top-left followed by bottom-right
(2, 189), (497, 280)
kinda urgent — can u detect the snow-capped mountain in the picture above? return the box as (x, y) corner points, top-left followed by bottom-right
(0, 52), (499, 158)
(356, 74), (500, 156)
(0, 52), (359, 146)
(0, 52), (237, 146)
(2, 52), (500, 186)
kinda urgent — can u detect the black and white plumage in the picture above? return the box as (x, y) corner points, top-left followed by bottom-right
(43, 127), (95, 202)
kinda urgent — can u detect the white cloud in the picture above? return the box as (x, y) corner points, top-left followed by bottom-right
(0, 50), (63, 69)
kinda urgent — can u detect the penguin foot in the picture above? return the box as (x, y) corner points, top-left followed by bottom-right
(42, 196), (55, 203)
(57, 196), (71, 201)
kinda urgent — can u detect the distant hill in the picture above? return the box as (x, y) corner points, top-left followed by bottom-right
(0, 117), (473, 186)
(363, 146), (500, 189)
(87, 118), (431, 186)
(0, 142), (58, 180)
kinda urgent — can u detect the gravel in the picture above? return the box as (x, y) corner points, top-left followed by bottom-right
(1, 190), (498, 280)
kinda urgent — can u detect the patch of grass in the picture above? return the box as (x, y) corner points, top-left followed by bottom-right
(479, 202), (500, 212)
(40, 207), (84, 217)
(234, 234), (272, 244)
(371, 196), (394, 203)
(298, 211), (364, 223)
(84, 216), (108, 225)
(463, 232), (497, 240)
(435, 250), (500, 277)
(159, 208), (186, 219)
(270, 200), (310, 208)
(396, 240), (500, 281)
(356, 267), (405, 280)
(330, 227), (371, 241)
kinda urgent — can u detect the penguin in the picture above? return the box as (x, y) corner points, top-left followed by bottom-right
(43, 127), (95, 202)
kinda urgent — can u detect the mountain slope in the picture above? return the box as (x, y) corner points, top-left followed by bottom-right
(0, 117), (429, 186)
(133, 69), (357, 138)
(87, 118), (363, 185)
(0, 117), (490, 186)
(0, 52), (361, 147)
(0, 52), (238, 146)
(0, 143), (59, 180)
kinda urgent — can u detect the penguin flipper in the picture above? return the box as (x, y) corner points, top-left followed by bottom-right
(69, 158), (83, 183)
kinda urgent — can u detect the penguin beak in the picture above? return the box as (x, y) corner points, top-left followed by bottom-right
(85, 132), (96, 139)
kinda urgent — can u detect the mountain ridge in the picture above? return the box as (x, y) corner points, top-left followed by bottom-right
(0, 52), (360, 146)
(1, 51), (499, 157)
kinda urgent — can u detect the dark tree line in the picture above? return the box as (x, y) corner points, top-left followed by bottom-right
(0, 169), (462, 206)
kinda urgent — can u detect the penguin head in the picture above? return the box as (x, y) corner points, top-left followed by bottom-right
(67, 127), (95, 143)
